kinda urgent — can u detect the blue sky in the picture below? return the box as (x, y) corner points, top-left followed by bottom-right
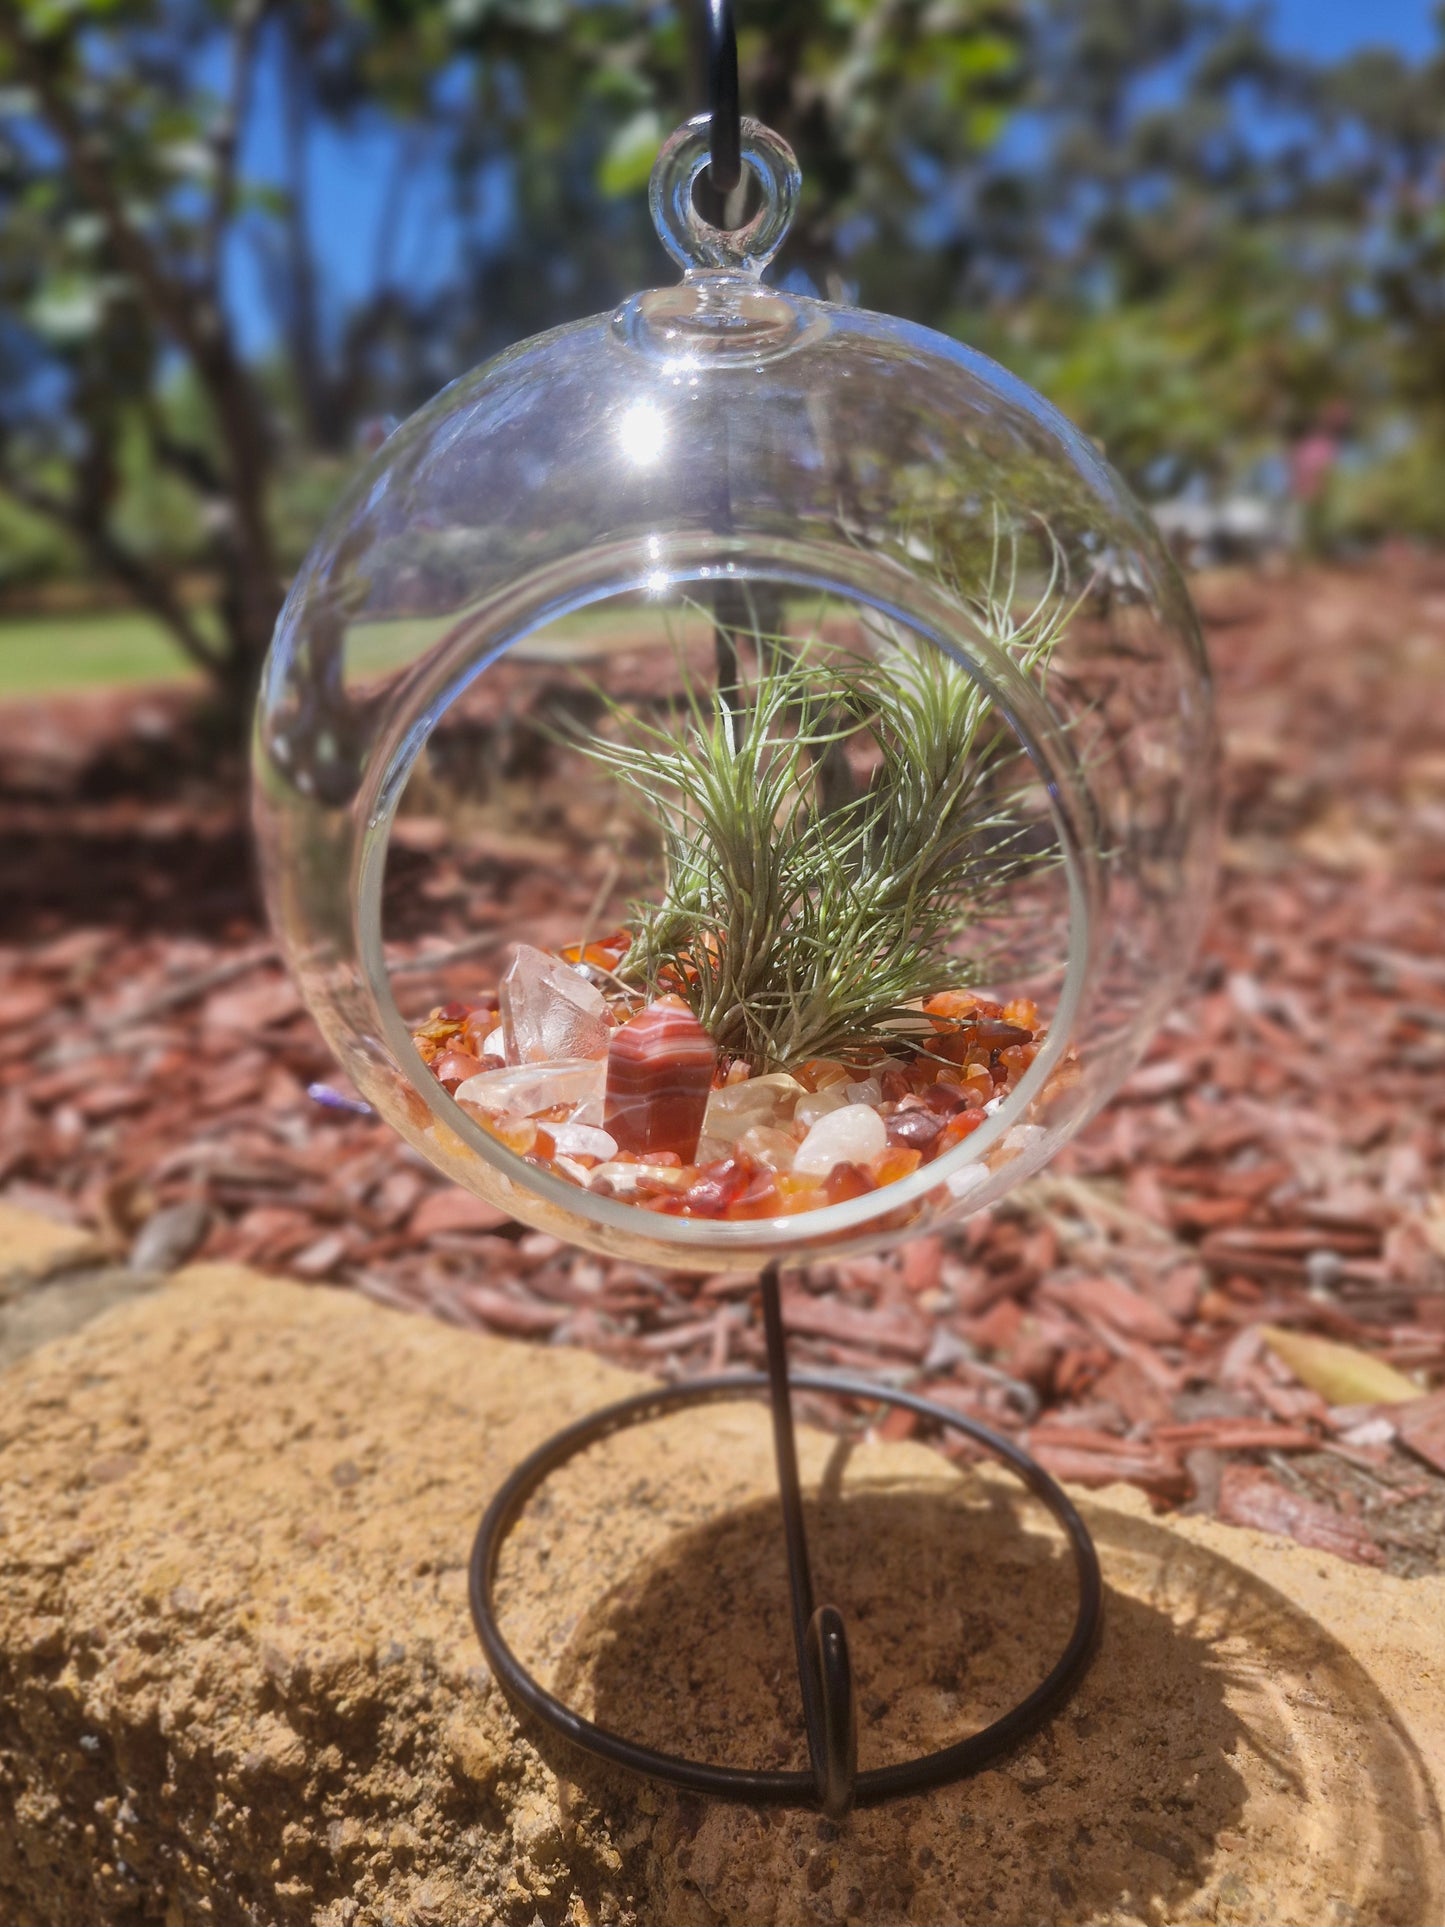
(1256, 0), (1434, 59)
(224, 1), (1439, 358)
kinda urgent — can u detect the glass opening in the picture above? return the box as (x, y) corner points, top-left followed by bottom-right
(357, 541), (1098, 1259)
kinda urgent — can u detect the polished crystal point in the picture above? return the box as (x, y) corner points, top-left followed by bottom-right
(604, 999), (717, 1160)
(498, 943), (610, 1064)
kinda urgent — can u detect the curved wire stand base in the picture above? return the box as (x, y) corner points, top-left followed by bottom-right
(470, 1266), (1102, 1820)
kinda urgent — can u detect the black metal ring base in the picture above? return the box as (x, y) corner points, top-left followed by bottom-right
(469, 1369), (1102, 1814)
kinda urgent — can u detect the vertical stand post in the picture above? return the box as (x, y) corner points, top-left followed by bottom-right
(759, 1263), (858, 1818)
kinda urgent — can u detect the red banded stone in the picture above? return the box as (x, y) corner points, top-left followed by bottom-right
(604, 999), (717, 1161)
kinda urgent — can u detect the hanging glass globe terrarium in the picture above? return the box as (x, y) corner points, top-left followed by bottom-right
(254, 83), (1219, 1816)
(254, 116), (1217, 1273)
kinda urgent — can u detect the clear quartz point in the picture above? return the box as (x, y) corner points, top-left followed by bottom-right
(499, 944), (610, 1065)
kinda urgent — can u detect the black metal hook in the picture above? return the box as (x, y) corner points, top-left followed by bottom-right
(695, 0), (745, 720)
(703, 0), (741, 196)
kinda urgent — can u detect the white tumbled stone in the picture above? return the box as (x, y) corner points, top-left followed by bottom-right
(792, 1103), (888, 1177)
(548, 1122), (618, 1162)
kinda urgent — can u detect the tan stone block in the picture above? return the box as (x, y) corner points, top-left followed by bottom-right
(0, 1269), (1440, 1927)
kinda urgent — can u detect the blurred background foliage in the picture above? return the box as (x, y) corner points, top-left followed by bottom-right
(0, 0), (1442, 707)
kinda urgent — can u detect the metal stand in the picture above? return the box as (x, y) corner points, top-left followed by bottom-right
(469, 1264), (1102, 1819)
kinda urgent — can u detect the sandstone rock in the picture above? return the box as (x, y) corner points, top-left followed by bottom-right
(0, 1201), (104, 1286)
(0, 1264), (160, 1376)
(0, 1198), (157, 1376)
(0, 1249), (1441, 1926)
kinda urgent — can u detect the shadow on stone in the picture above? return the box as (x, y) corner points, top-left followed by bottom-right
(503, 1457), (1442, 1927)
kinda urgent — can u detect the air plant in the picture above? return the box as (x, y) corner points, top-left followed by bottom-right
(572, 523), (1091, 1072)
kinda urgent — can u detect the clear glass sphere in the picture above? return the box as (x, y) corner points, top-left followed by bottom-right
(253, 116), (1219, 1271)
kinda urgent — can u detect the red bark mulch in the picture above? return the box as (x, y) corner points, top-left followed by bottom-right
(2, 559), (1443, 1571)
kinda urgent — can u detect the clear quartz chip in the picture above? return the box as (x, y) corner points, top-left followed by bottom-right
(793, 1103), (889, 1177)
(696, 1073), (805, 1161)
(454, 1058), (605, 1126)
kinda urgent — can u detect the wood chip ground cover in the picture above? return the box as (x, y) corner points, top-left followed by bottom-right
(1, 562), (1443, 1572)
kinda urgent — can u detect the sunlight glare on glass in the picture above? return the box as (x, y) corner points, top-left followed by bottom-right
(618, 401), (666, 467)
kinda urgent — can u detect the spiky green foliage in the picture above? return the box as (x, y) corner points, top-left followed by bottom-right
(575, 548), (1086, 1071)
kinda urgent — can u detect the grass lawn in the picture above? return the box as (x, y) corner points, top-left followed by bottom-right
(0, 591), (874, 697)
(0, 611), (200, 696)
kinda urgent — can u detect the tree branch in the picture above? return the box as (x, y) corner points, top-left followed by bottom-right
(279, 8), (336, 449)
(2, 14), (284, 672)
(0, 470), (225, 678)
(140, 398), (226, 498)
(206, 0), (272, 284)
(0, 19), (214, 366)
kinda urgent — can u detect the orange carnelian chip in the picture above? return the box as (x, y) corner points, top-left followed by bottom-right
(938, 1111), (985, 1151)
(758, 1172), (823, 1214)
(871, 1146), (923, 1186)
(795, 1059), (850, 1092)
(930, 1030), (991, 1067)
(923, 989), (982, 1026)
(641, 1193), (686, 1214)
(634, 1165), (693, 1197)
(821, 1162), (876, 1205)
(680, 1157), (753, 1216)
(562, 929), (631, 968)
(434, 1049), (485, 1088)
(461, 1013), (497, 1053)
(726, 1171), (784, 1219)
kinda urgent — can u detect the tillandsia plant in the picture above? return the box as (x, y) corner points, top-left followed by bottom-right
(574, 526), (1092, 1074)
